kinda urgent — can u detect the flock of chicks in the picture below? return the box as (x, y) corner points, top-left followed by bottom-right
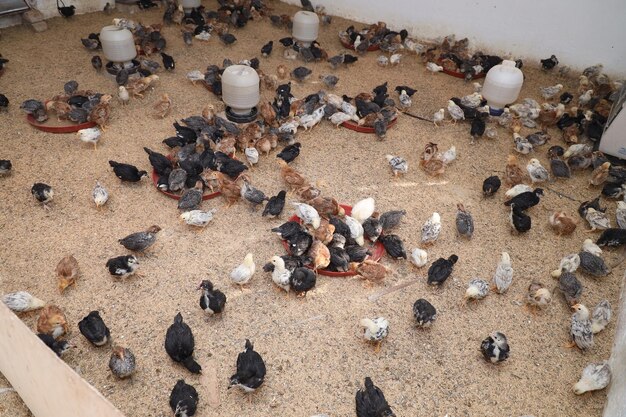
(1, 0), (625, 415)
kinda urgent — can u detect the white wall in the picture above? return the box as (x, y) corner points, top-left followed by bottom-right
(284, 0), (626, 76)
(0, 0), (112, 27)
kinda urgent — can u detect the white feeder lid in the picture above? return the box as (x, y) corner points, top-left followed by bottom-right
(221, 65), (260, 114)
(292, 11), (319, 43)
(100, 25), (137, 63)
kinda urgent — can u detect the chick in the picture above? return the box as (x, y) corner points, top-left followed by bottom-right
(352, 198), (375, 224)
(482, 176), (501, 197)
(109, 346), (136, 379)
(526, 281), (552, 310)
(354, 260), (388, 284)
(308, 240), (331, 270)
(421, 212), (441, 245)
(345, 216), (365, 246)
(549, 211), (577, 236)
(77, 127), (102, 150)
(360, 317), (389, 353)
(198, 280), (227, 315)
(426, 62), (443, 73)
(178, 181), (204, 211)
(551, 253), (580, 277)
(590, 162), (611, 186)
(262, 191), (286, 218)
(38, 333), (72, 357)
(377, 55), (389, 67)
(585, 208), (611, 231)
(92, 181), (109, 208)
(410, 248), (428, 268)
(455, 203), (474, 238)
(591, 300), (611, 334)
(229, 339), (266, 393)
(355, 377), (395, 417)
(109, 161), (148, 182)
(427, 255), (458, 286)
(582, 238), (603, 256)
(505, 155), (526, 186)
(291, 66), (312, 82)
(379, 234), (407, 259)
(492, 252), (513, 294)
(105, 255), (139, 278)
(289, 267), (316, 295)
(379, 210), (406, 232)
(78, 310), (111, 346)
(447, 100), (465, 123)
(413, 298), (436, 327)
(37, 305), (69, 339)
(119, 225), (161, 252)
(0, 159), (12, 176)
(504, 188), (543, 210)
(153, 93), (172, 118)
(269, 256), (292, 292)
(573, 361), (611, 395)
(230, 253), (255, 288)
(505, 184), (532, 198)
(180, 209), (216, 228)
(293, 202), (321, 229)
(164, 313), (201, 373)
(56, 255), (79, 293)
(241, 180), (268, 210)
(2, 291), (45, 312)
(514, 133), (533, 154)
(465, 278), (489, 302)
(481, 332), (510, 363)
(117, 86), (129, 105)
(526, 159), (549, 183)
(386, 154), (408, 177)
(559, 272), (583, 306)
(578, 251), (610, 277)
(433, 108), (445, 126)
(169, 380), (199, 416)
(539, 83), (563, 100)
(570, 304), (593, 350)
(31, 182), (53, 208)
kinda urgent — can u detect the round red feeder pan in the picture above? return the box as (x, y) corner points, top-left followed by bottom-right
(26, 114), (96, 133)
(150, 169), (221, 201)
(281, 204), (385, 277)
(341, 116), (397, 133)
(340, 38), (380, 51)
(436, 59), (485, 80)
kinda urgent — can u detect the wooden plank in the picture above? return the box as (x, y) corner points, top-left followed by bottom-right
(0, 303), (126, 417)
(604, 271), (626, 417)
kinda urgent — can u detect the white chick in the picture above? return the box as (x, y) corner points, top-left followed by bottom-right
(244, 147), (259, 167)
(410, 248), (428, 267)
(570, 303), (594, 350)
(360, 317), (389, 352)
(460, 92), (482, 108)
(118, 86), (129, 105)
(77, 127), (102, 149)
(440, 146), (456, 165)
(398, 90), (412, 109)
(433, 108), (445, 126)
(493, 252), (513, 294)
(447, 100), (465, 123)
(269, 255), (291, 292)
(563, 144), (592, 159)
(616, 201), (626, 229)
(465, 278), (489, 301)
(514, 133), (533, 155)
(389, 53), (402, 65)
(344, 215), (365, 246)
(186, 70), (205, 84)
(539, 83), (563, 100)
(573, 361), (611, 395)
(591, 300), (611, 334)
(299, 106), (325, 130)
(230, 253), (255, 287)
(550, 253), (580, 277)
(351, 198), (375, 224)
(386, 154), (408, 177)
(292, 202), (321, 229)
(505, 184), (533, 198)
(330, 112), (357, 127)
(180, 209), (217, 228)
(582, 238), (603, 256)
(526, 159), (549, 183)
(377, 55), (389, 67)
(473, 82), (482, 93)
(421, 212), (441, 245)
(194, 31), (211, 41)
(526, 281), (552, 310)
(579, 89), (594, 106)
(92, 181), (109, 208)
(485, 126), (498, 139)
(2, 291), (46, 312)
(426, 62), (443, 73)
(585, 208), (610, 231)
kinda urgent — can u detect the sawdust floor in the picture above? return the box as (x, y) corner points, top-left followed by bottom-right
(0, 1), (621, 416)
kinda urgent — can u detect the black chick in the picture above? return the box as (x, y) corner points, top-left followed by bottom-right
(58, 4), (76, 17)
(355, 377), (395, 417)
(291, 66), (312, 82)
(271, 220), (304, 239)
(330, 215), (352, 239)
(0, 159), (12, 175)
(373, 82), (388, 96)
(109, 161), (148, 182)
(116, 68), (129, 86)
(261, 41), (273, 57)
(137, 0), (158, 9)
(328, 246), (350, 272)
(394, 85), (417, 96)
(482, 175), (501, 197)
(362, 217), (382, 242)
(228, 339), (266, 393)
(560, 92), (573, 105)
(510, 204), (531, 233)
(91, 55), (103, 71)
(276, 142), (301, 163)
(161, 52), (175, 71)
(289, 267), (316, 295)
(169, 379), (199, 417)
(31, 183), (53, 205)
(279, 37), (293, 47)
(38, 333), (71, 357)
(378, 234), (406, 259)
(470, 116), (486, 142)
(540, 54), (559, 70)
(379, 210), (406, 232)
(262, 190), (286, 218)
(427, 255), (458, 285)
(288, 230), (313, 256)
(78, 311), (111, 347)
(165, 313), (202, 374)
(144, 147), (173, 176)
(198, 280), (227, 315)
(215, 152), (248, 178)
(596, 228), (626, 247)
(105, 255), (139, 278)
(0, 93), (8, 111)
(550, 156), (571, 178)
(503, 188), (543, 210)
(413, 298), (437, 327)
(481, 332), (510, 363)
(220, 33), (237, 45)
(346, 245), (371, 263)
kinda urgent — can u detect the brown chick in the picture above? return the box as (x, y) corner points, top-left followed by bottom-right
(420, 159), (446, 176)
(549, 211), (577, 236)
(562, 124), (579, 144)
(255, 134), (273, 156)
(358, 113), (379, 127)
(505, 155), (526, 186)
(307, 240), (331, 271)
(279, 160), (308, 189)
(259, 102), (277, 127)
(295, 184), (322, 201)
(237, 123), (262, 151)
(56, 255), (79, 293)
(37, 305), (69, 339)
(127, 74), (159, 98)
(353, 260), (388, 284)
(421, 142), (439, 161)
(590, 162), (610, 186)
(45, 101), (72, 120)
(214, 134), (236, 155)
(526, 281), (552, 312)
(309, 219), (335, 245)
(593, 99), (612, 119)
(509, 117), (522, 134)
(307, 196), (345, 218)
(277, 64), (288, 80)
(215, 172), (241, 207)
(289, 99), (304, 116)
(89, 102), (111, 131)
(153, 93), (172, 118)
(538, 107), (559, 132)
(202, 104), (215, 124)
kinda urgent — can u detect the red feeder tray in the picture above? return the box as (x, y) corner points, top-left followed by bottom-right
(341, 117), (397, 134)
(26, 114), (97, 134)
(436, 59), (485, 80)
(281, 204), (385, 277)
(340, 38), (380, 51)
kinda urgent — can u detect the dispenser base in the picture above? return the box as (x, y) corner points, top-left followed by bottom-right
(105, 60), (140, 76)
(489, 107), (505, 116)
(225, 107), (258, 123)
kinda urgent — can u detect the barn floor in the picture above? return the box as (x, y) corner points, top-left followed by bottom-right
(0, 1), (621, 416)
